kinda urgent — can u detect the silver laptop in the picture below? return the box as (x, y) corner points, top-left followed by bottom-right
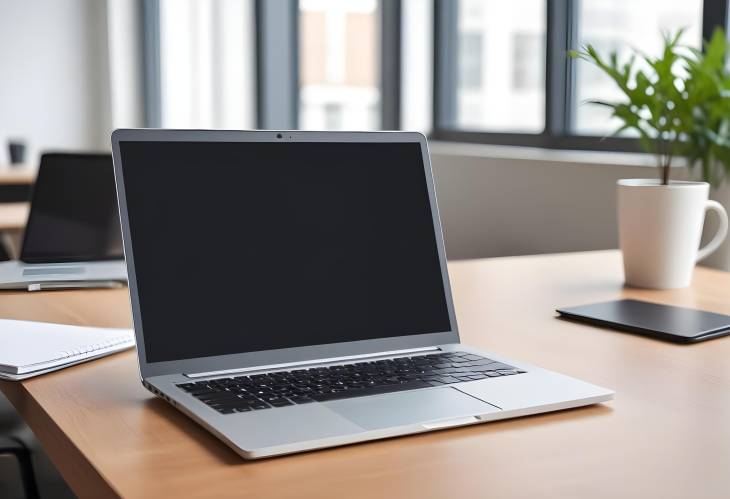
(111, 129), (613, 459)
(0, 153), (126, 290)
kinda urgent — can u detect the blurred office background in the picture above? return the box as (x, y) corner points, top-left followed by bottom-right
(1, 0), (716, 262)
(0, 0), (723, 495)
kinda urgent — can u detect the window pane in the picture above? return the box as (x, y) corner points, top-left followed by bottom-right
(573, 0), (703, 136)
(299, 0), (380, 130)
(452, 0), (546, 133)
(158, 0), (256, 129)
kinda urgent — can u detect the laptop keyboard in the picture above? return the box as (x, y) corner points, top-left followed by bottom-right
(176, 351), (526, 414)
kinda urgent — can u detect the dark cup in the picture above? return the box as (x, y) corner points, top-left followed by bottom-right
(8, 141), (26, 165)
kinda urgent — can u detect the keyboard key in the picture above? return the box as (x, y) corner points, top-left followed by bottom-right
(471, 366), (497, 373)
(448, 358), (470, 364)
(270, 399), (294, 407)
(461, 354), (483, 361)
(187, 387), (217, 395)
(486, 363), (516, 371)
(197, 393), (240, 402)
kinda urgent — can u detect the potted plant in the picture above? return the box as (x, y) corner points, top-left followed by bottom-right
(571, 29), (730, 288)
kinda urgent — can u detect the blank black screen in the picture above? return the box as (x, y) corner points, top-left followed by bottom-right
(21, 153), (123, 263)
(119, 141), (452, 363)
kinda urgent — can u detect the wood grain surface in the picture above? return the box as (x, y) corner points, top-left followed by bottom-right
(1, 250), (729, 498)
(0, 202), (29, 231)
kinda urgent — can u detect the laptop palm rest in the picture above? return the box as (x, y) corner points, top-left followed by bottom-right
(324, 387), (500, 430)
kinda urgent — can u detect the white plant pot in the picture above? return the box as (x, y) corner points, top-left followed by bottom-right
(617, 179), (729, 289)
(701, 182), (730, 271)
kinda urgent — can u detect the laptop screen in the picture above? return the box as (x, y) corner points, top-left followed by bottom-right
(21, 153), (124, 263)
(119, 140), (452, 363)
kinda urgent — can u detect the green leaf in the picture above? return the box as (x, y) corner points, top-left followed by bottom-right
(570, 27), (730, 185)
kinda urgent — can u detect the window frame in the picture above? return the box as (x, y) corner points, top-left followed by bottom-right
(141, 0), (162, 128)
(255, 0), (299, 129)
(143, 0), (401, 131)
(430, 0), (730, 152)
(141, 0), (729, 149)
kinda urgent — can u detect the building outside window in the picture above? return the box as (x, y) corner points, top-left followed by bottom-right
(454, 0), (546, 133)
(299, 0), (380, 130)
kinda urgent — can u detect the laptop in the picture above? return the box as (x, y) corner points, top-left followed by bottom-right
(111, 129), (613, 459)
(0, 153), (127, 290)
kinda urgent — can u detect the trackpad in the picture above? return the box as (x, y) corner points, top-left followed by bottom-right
(324, 387), (500, 430)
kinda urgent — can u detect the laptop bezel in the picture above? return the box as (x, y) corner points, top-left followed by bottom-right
(111, 129), (460, 379)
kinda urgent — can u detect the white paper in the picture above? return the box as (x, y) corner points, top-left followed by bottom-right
(0, 319), (134, 375)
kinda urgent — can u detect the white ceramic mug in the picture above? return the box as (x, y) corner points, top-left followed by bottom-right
(617, 179), (729, 289)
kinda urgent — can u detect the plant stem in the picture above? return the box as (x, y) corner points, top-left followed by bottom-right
(660, 137), (672, 185)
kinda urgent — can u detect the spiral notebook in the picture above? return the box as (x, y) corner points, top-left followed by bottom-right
(0, 319), (134, 380)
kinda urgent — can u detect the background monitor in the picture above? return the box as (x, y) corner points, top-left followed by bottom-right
(20, 153), (123, 263)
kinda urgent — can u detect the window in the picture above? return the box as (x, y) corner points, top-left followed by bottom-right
(140, 0), (727, 152)
(573, 0), (704, 136)
(448, 0), (546, 133)
(299, 0), (381, 130)
(433, 0), (717, 151)
(458, 32), (483, 90)
(156, 0), (256, 129)
(324, 103), (344, 129)
(512, 33), (544, 91)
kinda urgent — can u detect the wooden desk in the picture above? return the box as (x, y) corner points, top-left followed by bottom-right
(0, 202), (30, 231)
(0, 167), (36, 186)
(2, 250), (730, 498)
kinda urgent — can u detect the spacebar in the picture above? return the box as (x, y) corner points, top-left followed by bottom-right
(310, 381), (432, 402)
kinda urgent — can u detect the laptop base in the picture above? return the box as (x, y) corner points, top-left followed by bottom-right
(0, 260), (127, 291)
(148, 345), (613, 459)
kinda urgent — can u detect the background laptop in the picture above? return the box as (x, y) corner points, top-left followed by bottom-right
(0, 153), (127, 290)
(112, 129), (613, 459)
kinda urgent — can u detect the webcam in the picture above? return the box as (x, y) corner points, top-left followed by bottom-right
(276, 133), (283, 139)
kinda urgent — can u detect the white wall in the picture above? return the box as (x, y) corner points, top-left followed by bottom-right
(430, 142), (676, 260)
(0, 0), (112, 165)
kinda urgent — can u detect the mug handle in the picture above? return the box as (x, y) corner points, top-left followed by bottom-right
(696, 200), (729, 262)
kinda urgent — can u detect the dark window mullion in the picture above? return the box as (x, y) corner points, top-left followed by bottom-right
(432, 0), (458, 130)
(702, 0), (729, 45)
(141, 0), (162, 128)
(545, 0), (574, 137)
(255, 0), (298, 129)
(381, 0), (402, 130)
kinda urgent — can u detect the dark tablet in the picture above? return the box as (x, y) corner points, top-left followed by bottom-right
(556, 299), (730, 343)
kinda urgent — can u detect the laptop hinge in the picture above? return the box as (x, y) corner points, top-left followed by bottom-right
(184, 346), (442, 379)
